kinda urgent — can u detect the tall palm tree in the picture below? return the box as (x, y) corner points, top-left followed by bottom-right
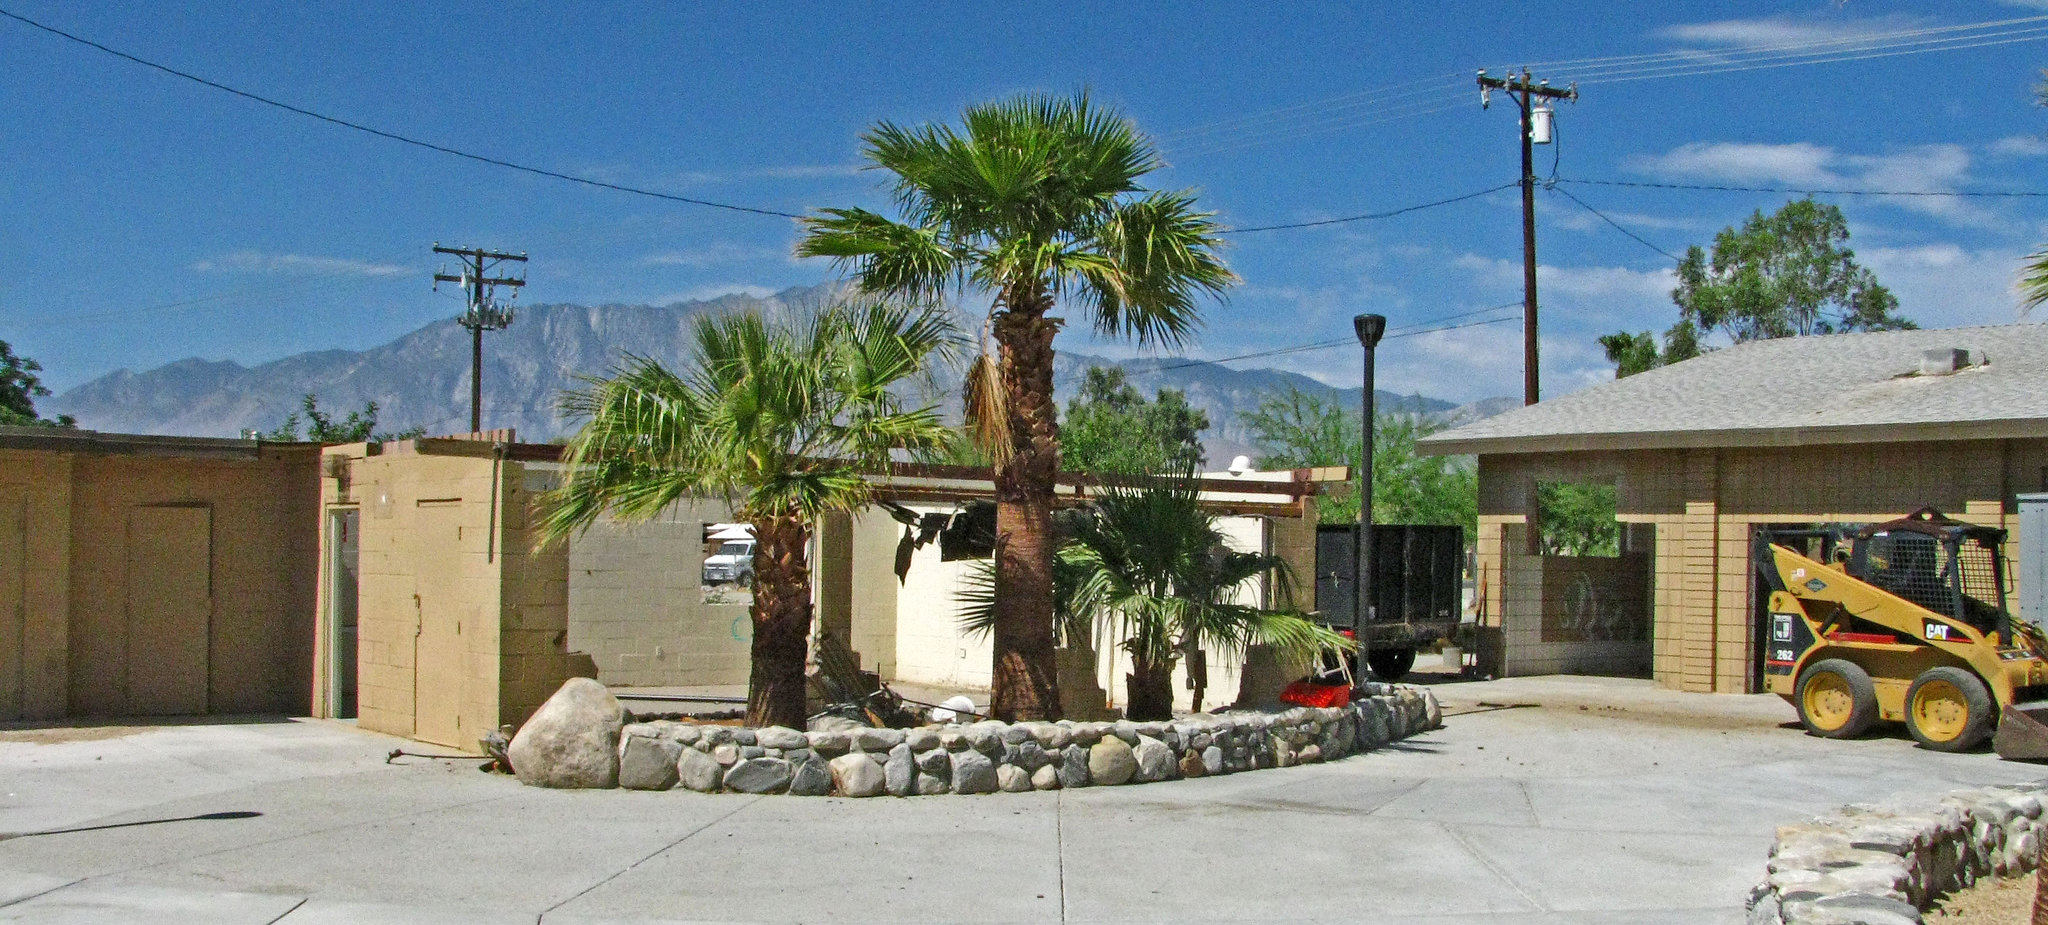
(540, 300), (956, 728)
(1062, 474), (1349, 720)
(799, 93), (1233, 720)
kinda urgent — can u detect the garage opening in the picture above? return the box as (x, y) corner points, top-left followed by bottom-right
(1534, 481), (1651, 678)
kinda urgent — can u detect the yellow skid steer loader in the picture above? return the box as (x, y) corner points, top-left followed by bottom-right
(1756, 508), (2048, 756)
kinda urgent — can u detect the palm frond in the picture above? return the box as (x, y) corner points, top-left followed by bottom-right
(2024, 243), (2048, 314)
(1070, 191), (1234, 349)
(961, 350), (1012, 465)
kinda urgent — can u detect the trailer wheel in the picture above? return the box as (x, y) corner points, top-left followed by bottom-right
(1796, 659), (1878, 739)
(1905, 666), (1994, 752)
(1365, 648), (1417, 681)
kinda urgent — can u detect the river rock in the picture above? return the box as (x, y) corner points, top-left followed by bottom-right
(757, 726), (808, 750)
(1179, 751), (1206, 778)
(830, 753), (886, 797)
(952, 750), (998, 794)
(905, 728), (941, 752)
(997, 764), (1034, 793)
(723, 757), (793, 794)
(965, 723), (1004, 754)
(885, 743), (917, 797)
(618, 730), (683, 791)
(676, 747), (723, 793)
(808, 714), (865, 733)
(1202, 746), (1225, 775)
(1133, 736), (1175, 782)
(1089, 737), (1137, 785)
(509, 677), (626, 789)
(1058, 745), (1092, 788)
(1013, 740), (1049, 771)
(916, 773), (951, 796)
(916, 749), (951, 776)
(1032, 764), (1061, 790)
(853, 727), (905, 752)
(788, 757), (833, 796)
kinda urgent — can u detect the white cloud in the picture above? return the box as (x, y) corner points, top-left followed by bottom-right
(1454, 254), (1675, 301)
(190, 251), (409, 277)
(1551, 209), (1701, 235)
(641, 243), (786, 268)
(1631, 141), (1999, 227)
(1656, 14), (1930, 49)
(1991, 135), (2048, 158)
(1860, 244), (2036, 327)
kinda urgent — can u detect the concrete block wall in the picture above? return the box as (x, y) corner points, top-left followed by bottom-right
(0, 449), (73, 720)
(565, 499), (750, 689)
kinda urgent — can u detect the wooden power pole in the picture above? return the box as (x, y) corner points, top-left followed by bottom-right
(1477, 69), (1577, 406)
(432, 244), (526, 434)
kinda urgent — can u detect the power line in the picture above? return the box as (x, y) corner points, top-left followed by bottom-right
(1546, 184), (1683, 263)
(0, 6), (805, 219)
(1557, 176), (2048, 198)
(1220, 182), (1518, 234)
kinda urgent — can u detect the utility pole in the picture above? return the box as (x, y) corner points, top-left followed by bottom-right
(433, 244), (527, 434)
(1477, 68), (1576, 406)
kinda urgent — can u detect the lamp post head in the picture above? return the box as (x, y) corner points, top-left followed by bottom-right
(1354, 314), (1387, 349)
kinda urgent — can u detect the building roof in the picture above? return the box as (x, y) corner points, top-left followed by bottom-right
(0, 425), (319, 459)
(1418, 323), (2048, 456)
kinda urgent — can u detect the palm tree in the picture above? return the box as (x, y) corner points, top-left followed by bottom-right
(540, 300), (956, 728)
(2024, 244), (2048, 315)
(799, 93), (1233, 720)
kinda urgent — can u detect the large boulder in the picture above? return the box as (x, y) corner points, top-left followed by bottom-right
(724, 757), (794, 794)
(676, 747), (723, 793)
(831, 753), (887, 797)
(509, 678), (626, 789)
(1132, 736), (1175, 782)
(951, 749), (998, 794)
(1089, 737), (1137, 785)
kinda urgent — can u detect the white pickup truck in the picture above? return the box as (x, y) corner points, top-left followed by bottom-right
(701, 538), (756, 587)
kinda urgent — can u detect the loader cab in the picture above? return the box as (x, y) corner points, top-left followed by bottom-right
(1848, 508), (2011, 644)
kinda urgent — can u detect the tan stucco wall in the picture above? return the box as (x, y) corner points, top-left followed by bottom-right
(0, 444), (317, 719)
(1473, 439), (2048, 693)
(341, 450), (571, 748)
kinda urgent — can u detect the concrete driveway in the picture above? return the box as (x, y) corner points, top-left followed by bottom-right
(0, 676), (2039, 924)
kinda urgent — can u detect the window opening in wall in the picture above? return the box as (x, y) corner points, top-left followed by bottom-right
(701, 522), (755, 607)
(1536, 481), (1619, 557)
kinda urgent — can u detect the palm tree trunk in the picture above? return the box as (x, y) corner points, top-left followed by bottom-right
(1126, 653), (1176, 721)
(746, 509), (814, 729)
(989, 281), (1063, 721)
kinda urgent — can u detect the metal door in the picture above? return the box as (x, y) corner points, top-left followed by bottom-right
(0, 492), (24, 719)
(412, 502), (469, 747)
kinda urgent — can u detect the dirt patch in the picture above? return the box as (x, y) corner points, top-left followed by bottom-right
(1926, 873), (2035, 923)
(0, 726), (151, 745)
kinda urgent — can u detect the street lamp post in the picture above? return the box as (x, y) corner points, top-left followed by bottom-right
(1354, 314), (1386, 686)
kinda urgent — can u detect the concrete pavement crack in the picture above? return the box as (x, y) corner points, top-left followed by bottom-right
(1056, 788), (1067, 924)
(0, 876), (85, 911)
(1441, 822), (1548, 914)
(261, 897), (308, 923)
(541, 794), (764, 917)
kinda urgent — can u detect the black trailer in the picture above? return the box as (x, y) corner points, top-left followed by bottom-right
(1314, 523), (1465, 680)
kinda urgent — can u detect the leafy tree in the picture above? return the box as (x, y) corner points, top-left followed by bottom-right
(262, 394), (426, 443)
(540, 300), (956, 728)
(799, 92), (1231, 721)
(0, 341), (74, 428)
(1603, 198), (1912, 377)
(1060, 366), (1208, 476)
(1239, 386), (1476, 539)
(1536, 482), (1619, 557)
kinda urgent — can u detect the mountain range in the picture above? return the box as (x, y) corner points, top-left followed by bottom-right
(46, 284), (1514, 463)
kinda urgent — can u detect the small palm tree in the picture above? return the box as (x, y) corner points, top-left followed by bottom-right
(963, 474), (1349, 721)
(541, 300), (957, 728)
(800, 92), (1233, 721)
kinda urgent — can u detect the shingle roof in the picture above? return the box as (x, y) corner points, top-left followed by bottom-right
(1417, 323), (2048, 456)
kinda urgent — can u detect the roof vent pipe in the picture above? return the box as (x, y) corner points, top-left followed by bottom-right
(1919, 348), (1970, 376)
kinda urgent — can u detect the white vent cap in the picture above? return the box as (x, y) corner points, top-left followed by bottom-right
(1919, 348), (1971, 376)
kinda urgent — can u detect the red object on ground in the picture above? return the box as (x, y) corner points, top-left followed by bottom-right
(1279, 680), (1351, 708)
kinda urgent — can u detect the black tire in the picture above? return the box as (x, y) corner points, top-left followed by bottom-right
(1795, 658), (1879, 739)
(1366, 647), (1418, 681)
(737, 572), (754, 589)
(1904, 666), (1995, 752)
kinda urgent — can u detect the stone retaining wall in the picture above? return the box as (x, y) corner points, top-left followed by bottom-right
(1745, 779), (2048, 925)
(509, 677), (1443, 796)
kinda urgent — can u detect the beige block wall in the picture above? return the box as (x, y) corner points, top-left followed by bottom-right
(0, 449), (73, 720)
(1477, 438), (2048, 694)
(0, 445), (317, 719)
(346, 450), (571, 747)
(565, 500), (750, 688)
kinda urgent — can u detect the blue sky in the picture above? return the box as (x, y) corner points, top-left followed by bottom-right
(3, 1), (2046, 404)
